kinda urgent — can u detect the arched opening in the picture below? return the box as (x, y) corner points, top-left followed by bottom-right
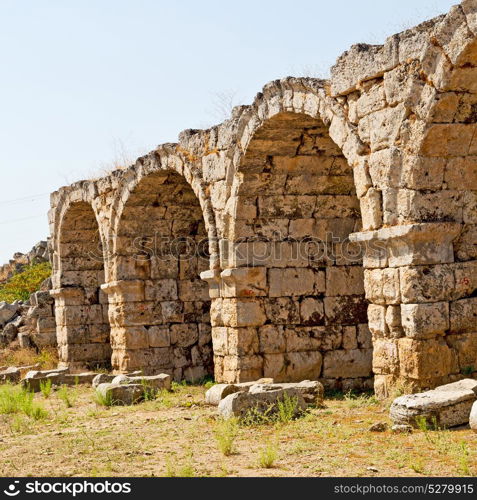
(108, 171), (212, 380)
(220, 112), (372, 389)
(55, 201), (111, 370)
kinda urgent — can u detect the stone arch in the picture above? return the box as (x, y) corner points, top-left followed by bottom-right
(104, 164), (213, 380)
(212, 97), (372, 387)
(51, 199), (111, 370)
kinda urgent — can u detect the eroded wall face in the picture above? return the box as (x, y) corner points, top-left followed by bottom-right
(211, 113), (373, 389)
(106, 172), (213, 381)
(54, 202), (111, 369)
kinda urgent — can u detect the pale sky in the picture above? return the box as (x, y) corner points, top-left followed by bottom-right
(0, 0), (457, 264)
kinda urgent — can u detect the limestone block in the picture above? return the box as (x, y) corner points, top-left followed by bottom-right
(286, 351), (323, 381)
(401, 302), (449, 339)
(112, 373), (172, 391)
(144, 279), (177, 301)
(421, 124), (475, 157)
(110, 326), (149, 350)
(326, 266), (364, 296)
(258, 195), (316, 218)
(398, 338), (456, 380)
(373, 339), (399, 375)
(400, 265), (455, 303)
(368, 148), (402, 189)
(402, 156), (445, 191)
(324, 296), (368, 325)
(450, 298), (477, 333)
(358, 324), (373, 348)
(161, 301), (183, 323)
(446, 333), (477, 372)
(470, 401), (477, 433)
(323, 349), (372, 378)
(360, 188), (382, 230)
(258, 325), (285, 354)
(178, 279), (209, 302)
(299, 297), (324, 326)
(249, 380), (324, 405)
(0, 367), (20, 384)
(218, 388), (307, 419)
(390, 379), (477, 428)
(226, 327), (259, 356)
(356, 83), (386, 118)
(220, 267), (267, 298)
(95, 383), (144, 405)
(205, 383), (246, 405)
(264, 297), (300, 324)
(220, 298), (266, 327)
(269, 268), (319, 298)
(342, 326), (358, 350)
(92, 373), (115, 388)
(147, 326), (170, 348)
(284, 327), (323, 352)
(170, 324), (198, 348)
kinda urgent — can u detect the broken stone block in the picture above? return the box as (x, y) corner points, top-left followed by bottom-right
(49, 372), (98, 386)
(470, 402), (477, 433)
(92, 373), (116, 388)
(0, 367), (20, 383)
(248, 380), (324, 405)
(0, 302), (19, 327)
(390, 379), (477, 428)
(3, 323), (18, 343)
(22, 367), (69, 392)
(111, 373), (172, 391)
(95, 383), (144, 405)
(218, 387), (307, 419)
(205, 384), (244, 405)
(18, 332), (32, 348)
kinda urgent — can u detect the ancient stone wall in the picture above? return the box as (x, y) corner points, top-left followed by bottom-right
(48, 1), (477, 394)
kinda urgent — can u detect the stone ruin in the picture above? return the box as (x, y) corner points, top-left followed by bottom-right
(46, 1), (477, 398)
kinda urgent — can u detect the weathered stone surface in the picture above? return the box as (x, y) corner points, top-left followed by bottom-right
(205, 383), (244, 405)
(390, 379), (477, 428)
(111, 373), (172, 391)
(21, 367), (69, 392)
(470, 401), (477, 433)
(218, 387), (307, 419)
(92, 373), (116, 388)
(95, 383), (144, 405)
(0, 367), (20, 383)
(249, 380), (324, 404)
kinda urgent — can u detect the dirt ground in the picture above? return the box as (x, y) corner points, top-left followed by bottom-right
(0, 382), (475, 478)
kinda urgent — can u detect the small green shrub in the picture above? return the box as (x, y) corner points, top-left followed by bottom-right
(93, 389), (114, 407)
(39, 379), (52, 398)
(0, 262), (51, 303)
(0, 384), (47, 420)
(258, 441), (278, 469)
(241, 393), (303, 426)
(58, 386), (76, 408)
(214, 418), (239, 456)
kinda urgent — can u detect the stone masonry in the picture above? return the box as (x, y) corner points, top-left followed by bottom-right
(49, 1), (477, 395)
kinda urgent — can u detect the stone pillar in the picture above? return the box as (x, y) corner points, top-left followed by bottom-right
(51, 287), (111, 370)
(201, 267), (266, 383)
(350, 222), (462, 398)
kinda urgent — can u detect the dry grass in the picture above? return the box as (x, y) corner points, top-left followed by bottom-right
(0, 383), (475, 477)
(0, 347), (58, 371)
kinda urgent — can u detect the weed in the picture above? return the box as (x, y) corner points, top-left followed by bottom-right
(93, 389), (114, 407)
(343, 391), (380, 409)
(40, 379), (52, 398)
(0, 384), (47, 420)
(241, 394), (303, 427)
(454, 441), (471, 476)
(58, 386), (76, 408)
(214, 418), (239, 456)
(258, 441), (278, 469)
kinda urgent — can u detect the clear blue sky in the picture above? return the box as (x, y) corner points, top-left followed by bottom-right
(0, 0), (456, 264)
